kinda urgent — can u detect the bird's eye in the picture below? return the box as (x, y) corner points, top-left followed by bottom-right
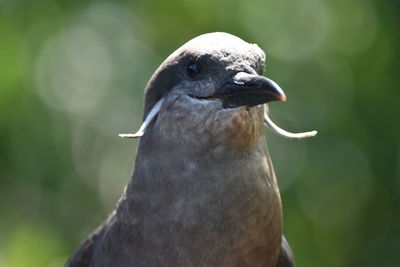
(187, 62), (200, 78)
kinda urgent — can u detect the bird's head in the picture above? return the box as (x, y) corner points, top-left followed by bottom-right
(120, 32), (316, 148)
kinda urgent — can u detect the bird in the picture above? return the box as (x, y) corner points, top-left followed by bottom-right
(68, 32), (316, 267)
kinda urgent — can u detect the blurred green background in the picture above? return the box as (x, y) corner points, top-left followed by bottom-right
(1, 0), (399, 266)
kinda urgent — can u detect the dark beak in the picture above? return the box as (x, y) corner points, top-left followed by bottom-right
(214, 72), (286, 108)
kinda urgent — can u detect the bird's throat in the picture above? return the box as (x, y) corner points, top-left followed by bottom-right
(222, 106), (265, 149)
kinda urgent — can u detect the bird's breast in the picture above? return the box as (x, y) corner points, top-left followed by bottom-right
(126, 136), (283, 266)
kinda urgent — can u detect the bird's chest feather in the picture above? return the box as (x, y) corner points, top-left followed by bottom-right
(118, 138), (283, 266)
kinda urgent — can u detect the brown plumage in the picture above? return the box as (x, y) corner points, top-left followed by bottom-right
(68, 32), (296, 267)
